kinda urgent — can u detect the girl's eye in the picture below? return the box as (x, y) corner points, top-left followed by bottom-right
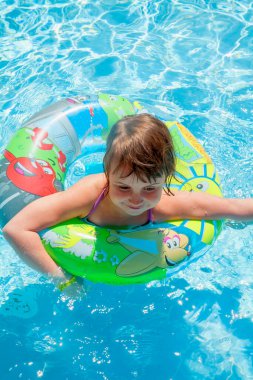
(118, 186), (130, 191)
(145, 187), (155, 192)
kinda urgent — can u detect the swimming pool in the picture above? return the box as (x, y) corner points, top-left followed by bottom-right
(0, 0), (253, 379)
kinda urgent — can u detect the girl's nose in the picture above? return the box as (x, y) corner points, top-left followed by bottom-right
(129, 193), (142, 205)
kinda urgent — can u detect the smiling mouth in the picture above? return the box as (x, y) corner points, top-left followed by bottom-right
(127, 205), (143, 209)
(14, 162), (35, 177)
(165, 256), (176, 267)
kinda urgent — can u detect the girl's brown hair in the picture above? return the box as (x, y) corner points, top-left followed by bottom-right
(103, 113), (176, 195)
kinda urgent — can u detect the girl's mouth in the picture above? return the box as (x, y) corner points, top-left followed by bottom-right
(127, 205), (143, 210)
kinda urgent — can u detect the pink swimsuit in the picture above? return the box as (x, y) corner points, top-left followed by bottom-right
(85, 188), (153, 225)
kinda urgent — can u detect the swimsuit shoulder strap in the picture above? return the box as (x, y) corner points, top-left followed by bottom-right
(86, 191), (153, 224)
(148, 208), (153, 223)
(86, 187), (107, 218)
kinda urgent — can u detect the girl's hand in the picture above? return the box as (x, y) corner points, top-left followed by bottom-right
(53, 275), (87, 299)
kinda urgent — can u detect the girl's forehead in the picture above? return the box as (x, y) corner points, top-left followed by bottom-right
(109, 168), (165, 185)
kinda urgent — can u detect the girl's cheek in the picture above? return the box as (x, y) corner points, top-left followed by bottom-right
(146, 190), (162, 200)
(149, 192), (163, 205)
(110, 188), (127, 199)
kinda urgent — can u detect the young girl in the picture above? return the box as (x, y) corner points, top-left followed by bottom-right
(3, 114), (253, 288)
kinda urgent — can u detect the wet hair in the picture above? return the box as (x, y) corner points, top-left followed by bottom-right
(103, 113), (176, 195)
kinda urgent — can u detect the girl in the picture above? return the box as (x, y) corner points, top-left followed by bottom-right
(3, 114), (253, 288)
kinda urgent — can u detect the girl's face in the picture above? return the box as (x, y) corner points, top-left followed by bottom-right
(108, 166), (165, 216)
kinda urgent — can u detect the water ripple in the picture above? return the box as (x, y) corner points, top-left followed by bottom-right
(1, 1), (253, 379)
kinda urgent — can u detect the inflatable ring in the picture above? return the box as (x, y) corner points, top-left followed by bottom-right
(0, 94), (223, 284)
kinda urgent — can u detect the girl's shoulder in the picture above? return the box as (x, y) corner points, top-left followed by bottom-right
(152, 190), (189, 221)
(68, 173), (107, 218)
(73, 173), (107, 191)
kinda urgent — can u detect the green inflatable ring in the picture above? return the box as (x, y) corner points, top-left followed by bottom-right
(0, 94), (223, 284)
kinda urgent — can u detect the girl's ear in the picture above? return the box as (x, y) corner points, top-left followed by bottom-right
(116, 251), (157, 277)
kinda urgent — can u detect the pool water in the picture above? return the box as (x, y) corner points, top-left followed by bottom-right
(1, 1), (253, 379)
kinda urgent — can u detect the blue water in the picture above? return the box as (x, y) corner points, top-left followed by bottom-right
(1, 1), (253, 379)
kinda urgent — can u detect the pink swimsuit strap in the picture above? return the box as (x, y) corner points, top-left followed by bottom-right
(86, 188), (107, 218)
(86, 187), (153, 224)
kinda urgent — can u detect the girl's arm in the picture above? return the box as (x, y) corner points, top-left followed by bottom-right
(158, 191), (253, 221)
(2, 175), (104, 278)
